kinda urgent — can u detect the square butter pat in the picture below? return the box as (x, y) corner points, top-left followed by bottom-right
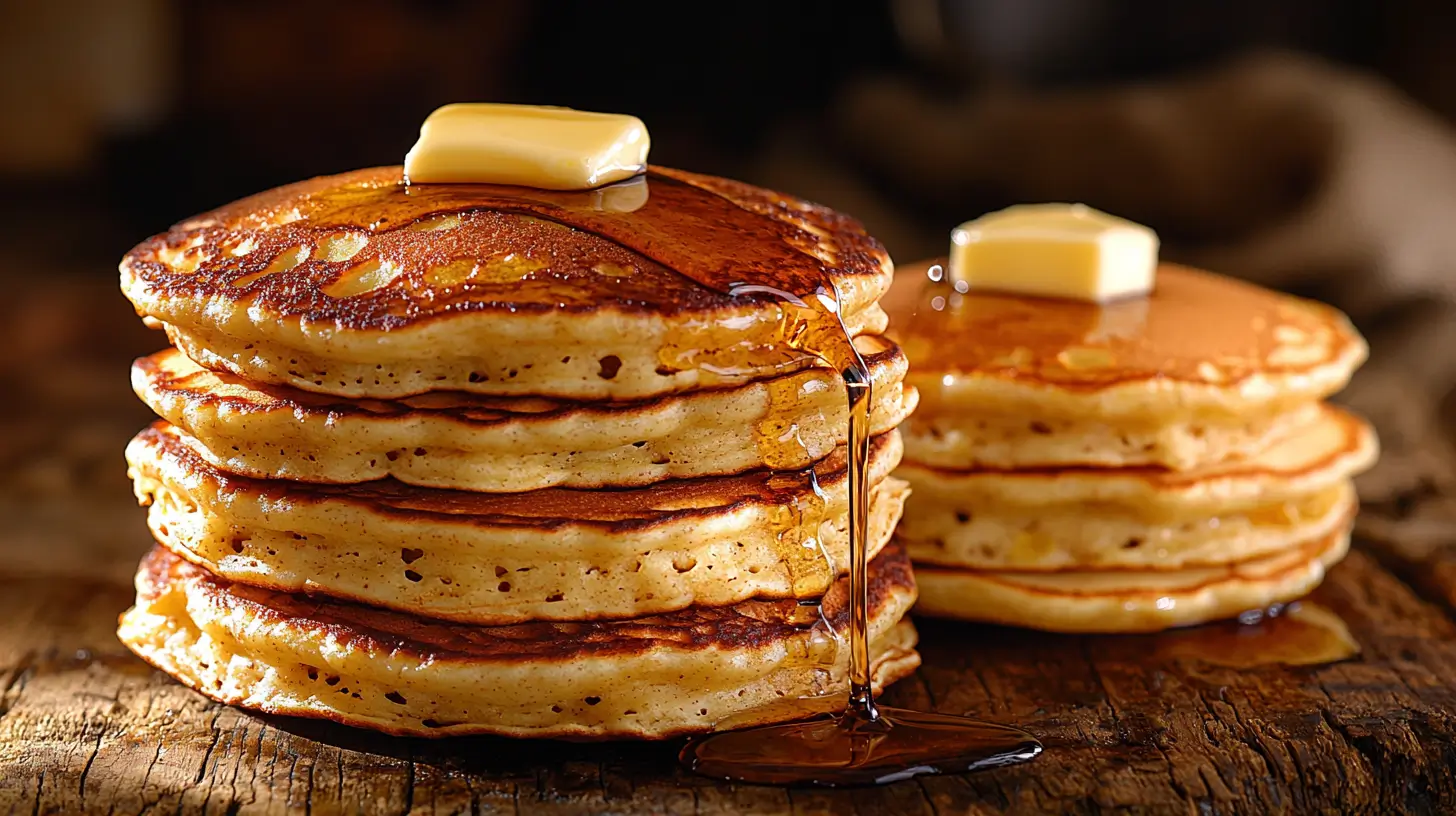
(404, 104), (649, 190)
(949, 203), (1159, 302)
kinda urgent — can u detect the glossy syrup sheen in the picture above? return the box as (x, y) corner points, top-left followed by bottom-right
(1152, 601), (1359, 668)
(127, 166), (899, 399)
(131, 166), (889, 322)
(296, 168), (1044, 783)
(885, 260), (1359, 391)
(147, 166), (1042, 785)
(350, 175), (1063, 785)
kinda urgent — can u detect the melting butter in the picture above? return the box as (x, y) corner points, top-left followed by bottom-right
(949, 203), (1158, 302)
(404, 103), (649, 190)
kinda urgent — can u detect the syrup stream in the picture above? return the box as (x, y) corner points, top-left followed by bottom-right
(679, 283), (1041, 787)
(293, 172), (1041, 786)
(843, 363), (876, 721)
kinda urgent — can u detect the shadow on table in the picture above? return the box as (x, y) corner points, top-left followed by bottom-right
(250, 586), (1367, 777)
(260, 714), (684, 783)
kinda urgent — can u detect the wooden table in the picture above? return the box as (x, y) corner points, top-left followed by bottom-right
(5, 276), (1456, 815)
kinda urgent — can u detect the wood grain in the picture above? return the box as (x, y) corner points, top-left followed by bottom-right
(4, 275), (1456, 815)
(4, 551), (1456, 815)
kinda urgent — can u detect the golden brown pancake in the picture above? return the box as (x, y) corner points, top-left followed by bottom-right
(900, 400), (1322, 471)
(128, 422), (907, 623)
(883, 261), (1367, 425)
(118, 544), (920, 739)
(120, 167), (894, 400)
(901, 481), (1355, 572)
(132, 337), (917, 491)
(896, 403), (1376, 519)
(879, 258), (1373, 634)
(912, 525), (1349, 633)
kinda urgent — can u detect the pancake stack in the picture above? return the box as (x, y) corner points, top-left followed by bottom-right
(884, 262), (1377, 633)
(116, 166), (922, 738)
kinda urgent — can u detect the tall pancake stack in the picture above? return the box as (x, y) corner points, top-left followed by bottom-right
(115, 166), (922, 738)
(885, 262), (1377, 633)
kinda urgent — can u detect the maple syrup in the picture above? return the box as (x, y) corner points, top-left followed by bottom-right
(885, 258), (1353, 395)
(680, 279), (1041, 788)
(288, 169), (1043, 786)
(1152, 601), (1359, 668)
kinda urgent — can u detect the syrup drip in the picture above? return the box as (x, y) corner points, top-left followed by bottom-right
(680, 282), (1041, 787)
(299, 170), (1042, 786)
(780, 467), (836, 626)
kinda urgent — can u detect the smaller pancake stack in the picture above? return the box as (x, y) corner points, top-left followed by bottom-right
(115, 165), (922, 738)
(885, 263), (1377, 633)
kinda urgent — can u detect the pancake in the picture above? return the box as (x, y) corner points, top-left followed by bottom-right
(883, 262), (1367, 424)
(900, 401), (1321, 471)
(118, 544), (920, 739)
(896, 404), (1376, 520)
(902, 481), (1355, 571)
(912, 526), (1350, 633)
(120, 167), (893, 400)
(133, 337), (917, 492)
(128, 423), (907, 624)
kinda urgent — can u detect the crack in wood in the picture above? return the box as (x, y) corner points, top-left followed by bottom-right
(30, 770), (43, 816)
(77, 724), (105, 803)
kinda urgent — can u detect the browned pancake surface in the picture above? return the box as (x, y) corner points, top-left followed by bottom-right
(131, 337), (906, 426)
(135, 543), (915, 662)
(888, 263), (1362, 390)
(131, 422), (901, 530)
(121, 167), (890, 330)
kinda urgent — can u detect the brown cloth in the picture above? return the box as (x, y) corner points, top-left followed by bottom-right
(772, 51), (1456, 552)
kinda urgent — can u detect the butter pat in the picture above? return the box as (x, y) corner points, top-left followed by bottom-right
(404, 103), (649, 190)
(949, 203), (1159, 302)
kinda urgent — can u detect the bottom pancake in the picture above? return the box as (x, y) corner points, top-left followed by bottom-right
(118, 544), (920, 740)
(912, 526), (1349, 633)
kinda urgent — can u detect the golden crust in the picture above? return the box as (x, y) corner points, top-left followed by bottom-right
(886, 262), (1368, 422)
(119, 167), (896, 399)
(128, 422), (903, 532)
(912, 525), (1349, 633)
(121, 167), (890, 326)
(130, 420), (910, 623)
(901, 482), (1356, 572)
(133, 543), (915, 662)
(118, 546), (921, 739)
(131, 337), (917, 491)
(896, 404), (1377, 516)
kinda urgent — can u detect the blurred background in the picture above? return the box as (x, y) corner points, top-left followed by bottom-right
(2, 0), (1455, 579)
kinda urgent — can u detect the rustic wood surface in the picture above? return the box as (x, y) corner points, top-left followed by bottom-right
(4, 274), (1456, 815)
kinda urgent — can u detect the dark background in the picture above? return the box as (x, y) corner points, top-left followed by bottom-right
(5, 1), (1456, 507)
(5, 8), (1456, 811)
(5, 0), (1456, 266)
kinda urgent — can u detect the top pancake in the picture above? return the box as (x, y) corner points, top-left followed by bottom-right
(884, 261), (1366, 422)
(120, 167), (893, 399)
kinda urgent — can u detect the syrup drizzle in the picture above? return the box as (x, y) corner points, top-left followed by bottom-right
(301, 171), (1042, 786)
(679, 264), (1040, 788)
